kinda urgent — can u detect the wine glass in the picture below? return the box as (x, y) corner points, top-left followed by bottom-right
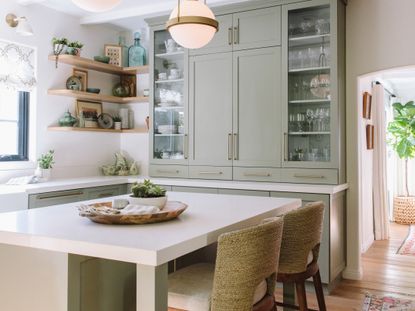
(306, 109), (314, 132)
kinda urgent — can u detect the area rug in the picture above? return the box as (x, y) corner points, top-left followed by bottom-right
(362, 294), (415, 310)
(397, 225), (415, 255)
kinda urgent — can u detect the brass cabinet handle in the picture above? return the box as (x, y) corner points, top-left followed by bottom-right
(199, 171), (223, 175)
(184, 134), (189, 159)
(234, 27), (239, 44)
(228, 133), (233, 160)
(284, 132), (288, 161)
(38, 191), (84, 200)
(157, 170), (180, 174)
(228, 27), (233, 45)
(293, 174), (326, 179)
(233, 133), (239, 160)
(244, 172), (271, 177)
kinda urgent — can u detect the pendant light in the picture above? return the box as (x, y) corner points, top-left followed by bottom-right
(71, 0), (122, 12)
(166, 0), (219, 49)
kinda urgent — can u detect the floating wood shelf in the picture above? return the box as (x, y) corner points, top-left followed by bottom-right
(48, 126), (148, 134)
(48, 55), (149, 75)
(47, 89), (148, 104)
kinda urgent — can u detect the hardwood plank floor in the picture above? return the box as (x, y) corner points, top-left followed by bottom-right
(275, 223), (415, 310)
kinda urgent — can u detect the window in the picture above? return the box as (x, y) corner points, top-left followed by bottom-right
(0, 89), (29, 161)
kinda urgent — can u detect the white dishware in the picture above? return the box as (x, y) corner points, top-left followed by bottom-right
(169, 68), (181, 79)
(158, 72), (167, 80)
(119, 108), (129, 129)
(158, 125), (177, 134)
(165, 39), (177, 53)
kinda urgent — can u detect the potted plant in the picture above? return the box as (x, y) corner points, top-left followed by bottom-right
(130, 179), (167, 209)
(388, 101), (415, 224)
(113, 115), (122, 130)
(35, 150), (55, 181)
(52, 37), (68, 68)
(67, 41), (84, 56)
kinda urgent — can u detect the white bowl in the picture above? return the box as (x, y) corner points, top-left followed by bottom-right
(129, 196), (167, 209)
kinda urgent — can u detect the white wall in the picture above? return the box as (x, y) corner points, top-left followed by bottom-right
(0, 1), (147, 182)
(345, 0), (415, 280)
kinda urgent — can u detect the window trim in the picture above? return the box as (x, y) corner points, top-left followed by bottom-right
(0, 91), (29, 162)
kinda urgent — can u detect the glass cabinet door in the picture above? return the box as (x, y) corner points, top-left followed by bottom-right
(284, 4), (332, 165)
(151, 29), (187, 163)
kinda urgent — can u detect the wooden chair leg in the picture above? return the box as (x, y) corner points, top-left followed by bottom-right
(312, 270), (326, 311)
(295, 281), (308, 311)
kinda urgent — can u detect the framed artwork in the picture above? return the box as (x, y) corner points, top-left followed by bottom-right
(366, 125), (374, 150)
(104, 44), (122, 67)
(72, 68), (88, 91)
(363, 92), (372, 119)
(76, 100), (102, 118)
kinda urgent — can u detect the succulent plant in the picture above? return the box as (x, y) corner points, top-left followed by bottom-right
(131, 179), (166, 198)
(113, 115), (122, 122)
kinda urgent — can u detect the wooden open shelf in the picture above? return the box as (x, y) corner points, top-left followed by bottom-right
(48, 89), (148, 104)
(49, 55), (149, 75)
(48, 126), (148, 134)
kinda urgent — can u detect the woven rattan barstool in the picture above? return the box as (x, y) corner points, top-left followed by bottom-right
(276, 201), (326, 311)
(167, 217), (284, 311)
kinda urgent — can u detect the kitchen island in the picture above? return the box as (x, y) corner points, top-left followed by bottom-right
(0, 191), (300, 311)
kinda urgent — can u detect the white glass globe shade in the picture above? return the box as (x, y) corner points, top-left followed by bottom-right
(168, 0), (217, 49)
(72, 0), (122, 12)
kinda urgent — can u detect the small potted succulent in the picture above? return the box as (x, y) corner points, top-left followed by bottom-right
(67, 41), (84, 56)
(113, 115), (122, 130)
(35, 150), (55, 181)
(52, 37), (68, 68)
(130, 179), (167, 209)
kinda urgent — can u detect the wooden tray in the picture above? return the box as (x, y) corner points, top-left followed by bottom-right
(79, 201), (187, 225)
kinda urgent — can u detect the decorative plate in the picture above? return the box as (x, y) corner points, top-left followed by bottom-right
(310, 74), (330, 99)
(78, 201), (187, 225)
(97, 113), (114, 129)
(66, 75), (82, 91)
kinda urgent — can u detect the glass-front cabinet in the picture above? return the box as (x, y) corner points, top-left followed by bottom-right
(282, 0), (339, 168)
(150, 26), (188, 165)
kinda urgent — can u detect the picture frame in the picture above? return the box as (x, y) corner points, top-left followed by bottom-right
(104, 44), (123, 67)
(72, 68), (88, 91)
(76, 100), (102, 118)
(363, 92), (372, 119)
(366, 125), (374, 150)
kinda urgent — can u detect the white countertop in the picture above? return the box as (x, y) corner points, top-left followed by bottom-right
(0, 192), (300, 265)
(0, 176), (348, 195)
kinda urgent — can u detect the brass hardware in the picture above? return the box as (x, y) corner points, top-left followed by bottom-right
(166, 16), (219, 32)
(199, 171), (223, 175)
(228, 133), (233, 160)
(233, 133), (238, 160)
(294, 174), (326, 179)
(283, 132), (288, 161)
(233, 27), (238, 44)
(184, 134), (189, 159)
(38, 191), (84, 200)
(5, 14), (18, 28)
(228, 27), (233, 45)
(244, 173), (271, 177)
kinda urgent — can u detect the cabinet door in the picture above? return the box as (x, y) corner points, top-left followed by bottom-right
(233, 47), (282, 167)
(189, 14), (233, 56)
(189, 53), (233, 166)
(233, 6), (281, 51)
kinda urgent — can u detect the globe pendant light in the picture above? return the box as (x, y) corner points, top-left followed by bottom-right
(166, 0), (219, 49)
(71, 0), (122, 12)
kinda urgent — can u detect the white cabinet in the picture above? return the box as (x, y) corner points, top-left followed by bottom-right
(233, 47), (282, 167)
(189, 53), (233, 167)
(190, 6), (281, 56)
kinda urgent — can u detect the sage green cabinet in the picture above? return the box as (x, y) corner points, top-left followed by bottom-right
(233, 47), (282, 167)
(189, 53), (233, 167)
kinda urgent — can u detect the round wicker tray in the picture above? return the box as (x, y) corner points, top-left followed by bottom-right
(79, 201), (187, 225)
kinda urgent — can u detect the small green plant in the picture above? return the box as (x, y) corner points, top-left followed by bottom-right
(113, 115), (122, 122)
(131, 179), (166, 198)
(38, 150), (55, 169)
(67, 41), (84, 49)
(387, 101), (415, 197)
(52, 37), (69, 68)
(52, 37), (68, 46)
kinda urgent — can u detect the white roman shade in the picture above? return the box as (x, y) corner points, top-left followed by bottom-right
(0, 40), (36, 92)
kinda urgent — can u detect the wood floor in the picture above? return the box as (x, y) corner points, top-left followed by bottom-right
(275, 223), (415, 310)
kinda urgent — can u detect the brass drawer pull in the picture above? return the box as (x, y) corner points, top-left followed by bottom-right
(228, 133), (233, 160)
(184, 134), (189, 159)
(38, 191), (84, 200)
(199, 171), (223, 175)
(294, 174), (326, 179)
(228, 27), (233, 45)
(244, 173), (271, 177)
(157, 170), (180, 174)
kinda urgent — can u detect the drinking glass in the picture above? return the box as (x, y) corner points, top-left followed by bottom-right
(306, 109), (314, 132)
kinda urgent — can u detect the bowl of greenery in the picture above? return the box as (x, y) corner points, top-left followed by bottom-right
(130, 179), (167, 209)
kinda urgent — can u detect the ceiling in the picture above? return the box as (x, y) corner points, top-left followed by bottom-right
(19, 0), (254, 30)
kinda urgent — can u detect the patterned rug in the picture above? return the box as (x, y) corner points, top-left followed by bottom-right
(362, 294), (415, 310)
(398, 225), (415, 255)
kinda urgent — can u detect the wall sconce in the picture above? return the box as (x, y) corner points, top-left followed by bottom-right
(5, 13), (34, 36)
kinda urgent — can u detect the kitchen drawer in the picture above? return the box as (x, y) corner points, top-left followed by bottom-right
(29, 189), (87, 209)
(280, 169), (338, 185)
(171, 186), (218, 194)
(149, 165), (189, 178)
(218, 189), (269, 197)
(189, 166), (232, 180)
(233, 167), (281, 182)
(86, 184), (127, 200)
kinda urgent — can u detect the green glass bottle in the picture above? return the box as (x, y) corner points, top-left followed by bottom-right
(128, 32), (147, 67)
